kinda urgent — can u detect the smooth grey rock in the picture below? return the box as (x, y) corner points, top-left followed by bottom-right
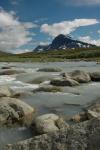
(69, 70), (91, 83)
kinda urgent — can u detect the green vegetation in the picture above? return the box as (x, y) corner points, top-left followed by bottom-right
(0, 47), (100, 62)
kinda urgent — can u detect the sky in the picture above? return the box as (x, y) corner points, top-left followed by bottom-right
(0, 0), (100, 53)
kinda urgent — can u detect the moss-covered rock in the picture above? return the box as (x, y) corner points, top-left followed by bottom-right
(33, 86), (62, 93)
(37, 68), (62, 72)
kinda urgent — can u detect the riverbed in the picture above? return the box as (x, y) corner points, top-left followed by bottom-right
(0, 61), (100, 149)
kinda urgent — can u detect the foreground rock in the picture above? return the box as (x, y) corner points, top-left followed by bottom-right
(37, 68), (62, 72)
(0, 97), (35, 127)
(90, 72), (100, 81)
(6, 117), (100, 150)
(69, 70), (91, 83)
(34, 114), (69, 134)
(0, 69), (25, 75)
(50, 78), (79, 86)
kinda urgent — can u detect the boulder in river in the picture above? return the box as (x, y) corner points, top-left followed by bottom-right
(50, 78), (79, 86)
(0, 69), (25, 75)
(69, 70), (91, 83)
(90, 72), (100, 81)
(37, 68), (62, 72)
(71, 112), (88, 122)
(28, 76), (54, 84)
(34, 114), (69, 134)
(1, 66), (12, 69)
(72, 98), (100, 122)
(33, 85), (62, 93)
(0, 97), (35, 127)
(0, 86), (13, 97)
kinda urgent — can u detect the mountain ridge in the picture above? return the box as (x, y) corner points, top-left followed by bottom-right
(34, 34), (96, 52)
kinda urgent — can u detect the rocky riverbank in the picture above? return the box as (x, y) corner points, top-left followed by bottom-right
(0, 64), (100, 149)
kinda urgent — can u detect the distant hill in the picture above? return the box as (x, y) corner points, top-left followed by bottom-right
(34, 34), (96, 52)
(0, 51), (12, 55)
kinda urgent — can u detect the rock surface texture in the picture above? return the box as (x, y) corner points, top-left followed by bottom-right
(0, 97), (35, 126)
(5, 117), (100, 150)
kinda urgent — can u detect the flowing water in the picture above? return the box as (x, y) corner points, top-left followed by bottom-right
(0, 61), (100, 149)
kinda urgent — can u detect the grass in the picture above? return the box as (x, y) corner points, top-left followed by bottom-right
(0, 47), (100, 62)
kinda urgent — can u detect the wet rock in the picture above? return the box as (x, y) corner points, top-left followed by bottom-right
(71, 112), (88, 123)
(50, 78), (79, 86)
(0, 86), (13, 97)
(0, 97), (35, 127)
(69, 70), (91, 83)
(90, 72), (100, 81)
(33, 85), (62, 93)
(56, 117), (69, 129)
(28, 76), (51, 84)
(37, 68), (62, 72)
(87, 98), (100, 113)
(87, 110), (100, 119)
(34, 114), (69, 134)
(1, 66), (12, 69)
(0, 69), (25, 75)
(5, 117), (100, 150)
(72, 98), (100, 122)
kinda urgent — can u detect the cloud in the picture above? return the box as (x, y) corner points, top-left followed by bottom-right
(78, 36), (100, 46)
(39, 41), (50, 46)
(13, 49), (32, 54)
(41, 19), (99, 37)
(57, 0), (100, 6)
(0, 8), (37, 52)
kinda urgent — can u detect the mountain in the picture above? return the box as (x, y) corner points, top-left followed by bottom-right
(34, 34), (96, 52)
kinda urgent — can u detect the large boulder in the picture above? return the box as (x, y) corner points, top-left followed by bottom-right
(0, 97), (35, 127)
(90, 72), (100, 81)
(50, 78), (79, 86)
(34, 114), (69, 134)
(6, 117), (100, 150)
(0, 69), (25, 75)
(69, 70), (91, 83)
